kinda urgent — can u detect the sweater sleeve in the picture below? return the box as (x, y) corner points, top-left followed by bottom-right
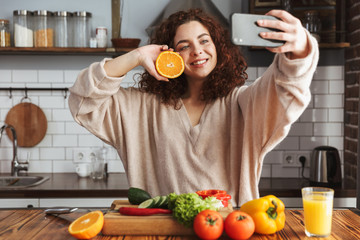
(238, 31), (319, 171)
(68, 58), (129, 149)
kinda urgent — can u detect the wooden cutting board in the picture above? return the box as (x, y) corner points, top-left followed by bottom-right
(102, 200), (233, 236)
(5, 102), (47, 147)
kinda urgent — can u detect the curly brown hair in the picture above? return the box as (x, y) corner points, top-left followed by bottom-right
(138, 8), (248, 109)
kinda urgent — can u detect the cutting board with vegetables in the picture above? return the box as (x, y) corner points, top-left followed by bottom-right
(102, 200), (233, 236)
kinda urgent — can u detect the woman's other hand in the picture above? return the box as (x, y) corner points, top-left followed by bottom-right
(137, 44), (171, 82)
(257, 9), (310, 59)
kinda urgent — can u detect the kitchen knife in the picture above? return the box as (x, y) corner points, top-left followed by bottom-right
(44, 207), (78, 215)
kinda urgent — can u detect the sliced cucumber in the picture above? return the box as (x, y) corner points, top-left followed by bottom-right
(138, 198), (155, 208)
(152, 196), (162, 208)
(138, 195), (169, 209)
(158, 196), (169, 208)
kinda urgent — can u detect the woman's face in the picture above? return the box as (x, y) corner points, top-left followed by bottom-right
(173, 21), (217, 82)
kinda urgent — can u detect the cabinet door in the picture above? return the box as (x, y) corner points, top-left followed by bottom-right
(0, 199), (39, 208)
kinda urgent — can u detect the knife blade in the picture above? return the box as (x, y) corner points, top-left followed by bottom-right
(44, 207), (78, 215)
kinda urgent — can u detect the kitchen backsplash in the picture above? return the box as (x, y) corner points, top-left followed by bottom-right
(0, 65), (344, 178)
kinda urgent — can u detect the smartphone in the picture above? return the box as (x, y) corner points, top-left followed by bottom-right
(231, 13), (285, 48)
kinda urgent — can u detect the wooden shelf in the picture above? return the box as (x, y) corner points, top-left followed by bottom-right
(250, 42), (350, 50)
(318, 42), (350, 48)
(0, 47), (134, 56)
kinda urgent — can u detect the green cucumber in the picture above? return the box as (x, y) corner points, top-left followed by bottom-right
(152, 196), (162, 208)
(128, 187), (152, 205)
(158, 196), (169, 208)
(138, 195), (170, 209)
(138, 198), (155, 208)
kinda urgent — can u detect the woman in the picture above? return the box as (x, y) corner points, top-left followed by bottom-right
(69, 8), (319, 207)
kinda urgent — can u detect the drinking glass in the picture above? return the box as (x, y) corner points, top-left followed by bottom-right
(302, 187), (334, 237)
(90, 155), (104, 180)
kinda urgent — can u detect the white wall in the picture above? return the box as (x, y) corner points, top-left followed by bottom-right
(0, 0), (112, 46)
(261, 66), (344, 178)
(121, 0), (242, 45)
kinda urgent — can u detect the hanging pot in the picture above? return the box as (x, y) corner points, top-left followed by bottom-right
(5, 97), (47, 147)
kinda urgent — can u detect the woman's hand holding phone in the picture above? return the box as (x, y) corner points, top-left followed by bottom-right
(231, 10), (310, 59)
(259, 10), (310, 59)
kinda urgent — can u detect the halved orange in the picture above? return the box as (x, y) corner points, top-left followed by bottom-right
(68, 211), (104, 239)
(156, 51), (185, 78)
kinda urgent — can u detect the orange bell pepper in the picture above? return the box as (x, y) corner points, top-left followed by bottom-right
(239, 195), (285, 234)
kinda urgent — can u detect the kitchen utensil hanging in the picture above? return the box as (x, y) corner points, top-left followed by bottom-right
(5, 92), (47, 147)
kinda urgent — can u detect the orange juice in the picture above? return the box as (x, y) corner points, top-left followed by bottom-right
(303, 194), (333, 236)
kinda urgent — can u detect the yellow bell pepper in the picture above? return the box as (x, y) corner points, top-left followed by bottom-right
(239, 195), (285, 234)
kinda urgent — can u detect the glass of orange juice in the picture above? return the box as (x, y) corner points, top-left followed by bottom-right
(302, 187), (334, 237)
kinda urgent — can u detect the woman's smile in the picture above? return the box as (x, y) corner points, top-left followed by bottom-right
(191, 58), (208, 67)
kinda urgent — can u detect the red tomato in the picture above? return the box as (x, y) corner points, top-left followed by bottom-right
(193, 209), (224, 240)
(224, 211), (255, 240)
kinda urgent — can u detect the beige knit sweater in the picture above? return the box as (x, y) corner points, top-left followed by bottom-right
(69, 35), (319, 207)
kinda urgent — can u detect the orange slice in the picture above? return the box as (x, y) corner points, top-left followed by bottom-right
(156, 51), (185, 78)
(68, 211), (104, 239)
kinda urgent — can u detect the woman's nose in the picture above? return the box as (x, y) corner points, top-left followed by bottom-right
(191, 45), (203, 56)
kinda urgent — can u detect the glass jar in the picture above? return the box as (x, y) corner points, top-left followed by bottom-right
(72, 11), (92, 47)
(96, 26), (107, 48)
(13, 10), (33, 47)
(33, 10), (54, 47)
(302, 11), (321, 42)
(0, 19), (10, 47)
(54, 11), (71, 47)
(98, 147), (108, 179)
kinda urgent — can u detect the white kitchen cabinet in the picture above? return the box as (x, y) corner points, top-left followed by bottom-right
(39, 197), (126, 208)
(0, 198), (39, 208)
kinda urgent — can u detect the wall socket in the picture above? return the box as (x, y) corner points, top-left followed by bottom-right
(73, 149), (94, 163)
(283, 151), (311, 168)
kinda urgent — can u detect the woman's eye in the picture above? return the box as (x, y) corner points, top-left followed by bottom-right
(179, 45), (189, 51)
(201, 39), (209, 44)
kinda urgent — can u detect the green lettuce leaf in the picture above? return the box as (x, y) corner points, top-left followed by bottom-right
(167, 192), (221, 228)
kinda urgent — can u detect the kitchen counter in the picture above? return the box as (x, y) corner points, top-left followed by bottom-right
(0, 208), (359, 239)
(0, 173), (355, 199)
(0, 173), (129, 198)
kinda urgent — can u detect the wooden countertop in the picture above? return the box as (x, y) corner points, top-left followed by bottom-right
(0, 208), (359, 239)
(0, 173), (355, 198)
